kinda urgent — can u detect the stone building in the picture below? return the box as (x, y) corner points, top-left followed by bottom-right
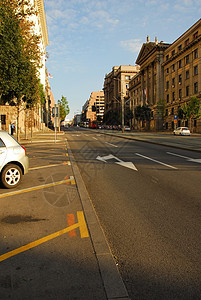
(82, 91), (104, 125)
(129, 19), (201, 132)
(103, 65), (140, 124)
(129, 37), (170, 130)
(163, 19), (201, 132)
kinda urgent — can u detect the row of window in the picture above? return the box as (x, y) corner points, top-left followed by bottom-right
(166, 32), (198, 61)
(166, 65), (198, 89)
(166, 82), (198, 102)
(166, 49), (198, 73)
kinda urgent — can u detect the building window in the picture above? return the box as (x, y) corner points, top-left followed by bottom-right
(178, 44), (182, 51)
(185, 38), (189, 46)
(172, 50), (175, 56)
(185, 55), (189, 64)
(167, 94), (169, 103)
(126, 83), (129, 89)
(171, 107), (174, 115)
(166, 81), (169, 89)
(194, 82), (198, 94)
(172, 78), (175, 87)
(186, 70), (190, 79)
(172, 64), (175, 72)
(179, 89), (182, 99)
(193, 31), (198, 39)
(165, 109), (168, 116)
(194, 65), (198, 75)
(1, 115), (6, 125)
(166, 55), (169, 61)
(194, 49), (198, 59)
(178, 74), (182, 84)
(167, 68), (169, 74)
(186, 86), (189, 96)
(178, 60), (182, 68)
(172, 92), (175, 101)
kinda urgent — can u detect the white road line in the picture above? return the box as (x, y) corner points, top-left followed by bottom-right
(93, 137), (98, 140)
(167, 152), (190, 159)
(135, 153), (178, 169)
(105, 142), (118, 148)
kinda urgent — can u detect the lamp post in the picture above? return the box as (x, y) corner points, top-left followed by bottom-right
(114, 77), (125, 133)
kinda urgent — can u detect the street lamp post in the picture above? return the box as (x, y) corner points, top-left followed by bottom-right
(114, 77), (124, 133)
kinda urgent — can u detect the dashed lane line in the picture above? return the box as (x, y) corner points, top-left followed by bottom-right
(0, 177), (75, 199)
(105, 142), (118, 148)
(135, 153), (178, 169)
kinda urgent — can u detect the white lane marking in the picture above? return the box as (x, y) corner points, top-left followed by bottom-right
(96, 154), (137, 171)
(105, 142), (118, 148)
(167, 152), (201, 164)
(93, 137), (98, 140)
(135, 153), (178, 169)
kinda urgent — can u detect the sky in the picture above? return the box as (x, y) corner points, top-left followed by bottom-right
(43, 0), (201, 120)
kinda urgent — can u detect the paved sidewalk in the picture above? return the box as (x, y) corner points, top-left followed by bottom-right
(15, 131), (130, 300)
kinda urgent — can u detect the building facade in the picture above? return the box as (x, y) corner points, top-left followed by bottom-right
(163, 19), (201, 132)
(103, 65), (140, 124)
(129, 19), (201, 132)
(82, 91), (104, 125)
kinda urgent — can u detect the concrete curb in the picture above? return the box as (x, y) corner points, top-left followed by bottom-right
(66, 138), (130, 300)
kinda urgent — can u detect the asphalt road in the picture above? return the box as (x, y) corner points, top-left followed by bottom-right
(67, 127), (201, 300)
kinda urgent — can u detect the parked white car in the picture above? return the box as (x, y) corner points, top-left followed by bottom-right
(173, 127), (191, 136)
(0, 131), (29, 188)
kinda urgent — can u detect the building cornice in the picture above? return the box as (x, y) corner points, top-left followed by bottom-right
(36, 0), (49, 46)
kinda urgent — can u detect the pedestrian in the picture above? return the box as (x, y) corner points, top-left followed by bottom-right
(11, 123), (15, 135)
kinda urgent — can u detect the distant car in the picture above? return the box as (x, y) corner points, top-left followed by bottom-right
(118, 125), (131, 131)
(0, 131), (29, 188)
(173, 127), (191, 136)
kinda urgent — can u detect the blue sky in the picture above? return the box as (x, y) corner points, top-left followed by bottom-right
(44, 0), (201, 120)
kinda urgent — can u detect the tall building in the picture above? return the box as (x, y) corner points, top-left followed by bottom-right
(163, 19), (201, 131)
(103, 65), (140, 124)
(129, 19), (201, 132)
(82, 91), (104, 125)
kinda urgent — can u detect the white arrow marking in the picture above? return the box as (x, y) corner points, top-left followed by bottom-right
(96, 154), (138, 171)
(167, 152), (201, 164)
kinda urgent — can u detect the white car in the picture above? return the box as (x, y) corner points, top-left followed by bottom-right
(0, 131), (29, 188)
(173, 127), (191, 136)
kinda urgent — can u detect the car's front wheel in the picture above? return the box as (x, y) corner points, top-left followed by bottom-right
(1, 164), (22, 188)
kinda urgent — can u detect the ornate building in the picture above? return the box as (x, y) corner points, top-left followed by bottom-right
(163, 19), (201, 132)
(129, 19), (201, 132)
(103, 65), (140, 124)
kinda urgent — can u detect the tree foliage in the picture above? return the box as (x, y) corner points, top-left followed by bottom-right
(179, 96), (201, 121)
(134, 105), (151, 121)
(58, 96), (70, 121)
(0, 0), (42, 106)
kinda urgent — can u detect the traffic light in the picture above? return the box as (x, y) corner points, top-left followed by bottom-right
(52, 106), (55, 117)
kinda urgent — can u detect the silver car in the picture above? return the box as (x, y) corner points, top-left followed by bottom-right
(0, 131), (29, 188)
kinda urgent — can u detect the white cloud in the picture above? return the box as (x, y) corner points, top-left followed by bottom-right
(120, 39), (142, 53)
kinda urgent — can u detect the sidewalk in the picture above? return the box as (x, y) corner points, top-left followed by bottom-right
(16, 131), (130, 300)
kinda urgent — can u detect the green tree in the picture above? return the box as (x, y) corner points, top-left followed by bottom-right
(181, 96), (201, 131)
(134, 105), (151, 129)
(58, 96), (70, 121)
(0, 0), (42, 139)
